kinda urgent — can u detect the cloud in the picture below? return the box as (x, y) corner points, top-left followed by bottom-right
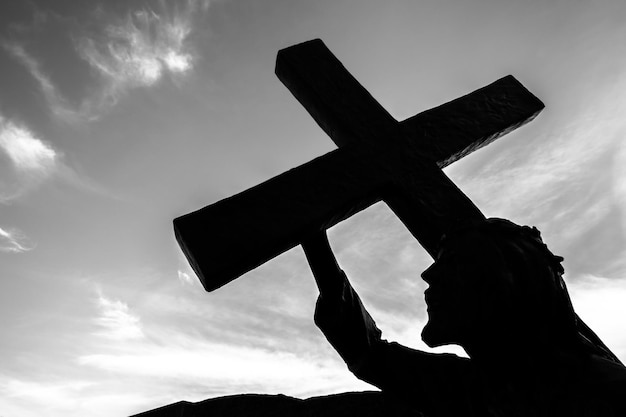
(0, 112), (115, 201)
(75, 2), (203, 106)
(177, 269), (194, 285)
(0, 376), (148, 417)
(94, 294), (144, 341)
(78, 336), (368, 398)
(2, 42), (84, 123)
(0, 116), (57, 202)
(1, 1), (208, 122)
(79, 280), (368, 400)
(0, 116), (56, 172)
(0, 225), (34, 253)
(328, 202), (432, 319)
(444, 70), (626, 278)
(452, 114), (622, 225)
(1, 379), (93, 410)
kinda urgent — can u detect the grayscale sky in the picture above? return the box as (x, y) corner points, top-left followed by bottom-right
(1, 1), (625, 416)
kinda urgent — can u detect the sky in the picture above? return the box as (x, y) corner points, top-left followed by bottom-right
(1, 0), (625, 415)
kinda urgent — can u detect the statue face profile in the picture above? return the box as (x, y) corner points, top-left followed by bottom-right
(420, 231), (508, 349)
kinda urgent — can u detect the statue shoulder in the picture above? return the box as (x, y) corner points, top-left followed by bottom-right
(587, 355), (626, 384)
(578, 355), (626, 414)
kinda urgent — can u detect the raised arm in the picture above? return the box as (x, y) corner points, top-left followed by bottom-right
(301, 232), (480, 417)
(301, 231), (383, 371)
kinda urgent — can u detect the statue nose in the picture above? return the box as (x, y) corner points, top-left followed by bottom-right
(421, 266), (436, 284)
(422, 260), (449, 285)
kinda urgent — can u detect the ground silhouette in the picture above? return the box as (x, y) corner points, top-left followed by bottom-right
(132, 392), (422, 417)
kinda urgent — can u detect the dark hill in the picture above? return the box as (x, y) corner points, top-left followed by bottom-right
(131, 391), (423, 417)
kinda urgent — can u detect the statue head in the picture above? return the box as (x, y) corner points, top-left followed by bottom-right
(420, 218), (619, 363)
(420, 218), (566, 350)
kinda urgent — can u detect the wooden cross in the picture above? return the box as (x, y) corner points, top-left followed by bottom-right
(174, 39), (544, 292)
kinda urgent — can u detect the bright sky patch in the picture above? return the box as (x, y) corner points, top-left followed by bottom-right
(0, 118), (56, 173)
(77, 8), (195, 95)
(95, 294), (144, 341)
(0, 225), (33, 253)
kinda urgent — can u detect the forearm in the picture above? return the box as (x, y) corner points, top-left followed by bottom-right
(302, 231), (383, 369)
(313, 273), (383, 372)
(301, 231), (344, 297)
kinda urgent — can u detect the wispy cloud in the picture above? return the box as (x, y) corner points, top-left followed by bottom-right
(2, 42), (84, 123)
(177, 269), (194, 285)
(77, 275), (367, 400)
(94, 294), (144, 341)
(0, 115), (57, 202)
(445, 71), (626, 278)
(78, 335), (368, 399)
(0, 225), (34, 253)
(0, 113), (115, 201)
(1, 379), (93, 410)
(329, 202), (432, 319)
(0, 116), (56, 172)
(76, 2), (205, 107)
(1, 1), (208, 122)
(451, 114), (623, 227)
(0, 376), (148, 417)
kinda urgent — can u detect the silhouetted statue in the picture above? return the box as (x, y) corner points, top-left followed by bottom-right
(168, 39), (626, 417)
(303, 218), (626, 416)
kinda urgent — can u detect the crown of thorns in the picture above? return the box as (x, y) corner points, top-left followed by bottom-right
(441, 217), (565, 275)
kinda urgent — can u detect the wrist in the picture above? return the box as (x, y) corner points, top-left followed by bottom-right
(302, 231), (345, 295)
